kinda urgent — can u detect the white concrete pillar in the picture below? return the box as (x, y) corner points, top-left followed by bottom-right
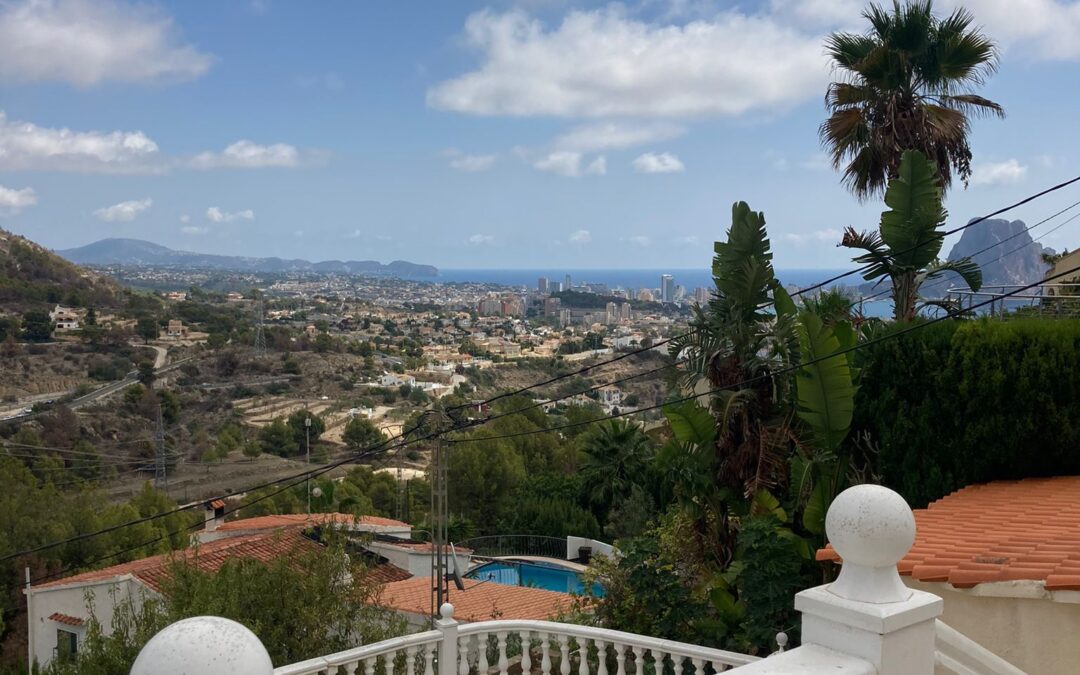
(795, 484), (943, 675)
(435, 603), (459, 675)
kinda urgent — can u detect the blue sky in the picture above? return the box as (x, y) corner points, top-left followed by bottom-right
(1, 0), (1078, 270)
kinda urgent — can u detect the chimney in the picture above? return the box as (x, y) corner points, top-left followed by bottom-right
(204, 500), (226, 532)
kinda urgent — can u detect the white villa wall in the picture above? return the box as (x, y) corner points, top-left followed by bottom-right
(27, 576), (153, 669)
(363, 541), (470, 578)
(566, 537), (614, 561)
(906, 577), (1080, 675)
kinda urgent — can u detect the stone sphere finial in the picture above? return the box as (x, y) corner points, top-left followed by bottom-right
(131, 616), (272, 675)
(439, 602), (455, 620)
(826, 484), (915, 604)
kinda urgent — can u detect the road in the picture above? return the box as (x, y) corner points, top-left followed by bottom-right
(69, 356), (195, 409)
(0, 355), (197, 422)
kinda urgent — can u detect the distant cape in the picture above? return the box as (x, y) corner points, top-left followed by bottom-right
(58, 238), (438, 277)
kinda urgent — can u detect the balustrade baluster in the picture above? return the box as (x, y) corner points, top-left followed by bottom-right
(479, 633), (490, 674)
(540, 632), (552, 675)
(496, 632), (508, 675)
(576, 637), (590, 675)
(343, 659), (359, 675)
(406, 646), (419, 675)
(690, 657), (703, 675)
(648, 652), (665, 673)
(423, 645), (435, 675)
(558, 634), (571, 675)
(595, 640), (608, 675)
(364, 656), (376, 675)
(614, 643), (626, 675)
(459, 636), (471, 675)
(520, 631), (533, 675)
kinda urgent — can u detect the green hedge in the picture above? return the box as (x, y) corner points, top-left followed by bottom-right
(854, 319), (1080, 506)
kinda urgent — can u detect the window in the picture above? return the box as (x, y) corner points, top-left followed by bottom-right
(56, 629), (78, 661)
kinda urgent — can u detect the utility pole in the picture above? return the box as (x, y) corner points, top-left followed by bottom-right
(254, 297), (266, 357)
(395, 446), (406, 521)
(305, 414), (312, 514)
(154, 404), (167, 495)
(25, 567), (32, 671)
(429, 435), (448, 616)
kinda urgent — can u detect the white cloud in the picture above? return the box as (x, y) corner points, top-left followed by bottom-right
(0, 111), (320, 174)
(972, 159), (1028, 186)
(676, 235), (699, 246)
(0, 0), (213, 87)
(584, 156), (607, 175)
(626, 235), (651, 246)
(449, 153), (497, 172)
(0, 110), (161, 173)
(188, 140), (315, 170)
(633, 152), (685, 173)
(534, 151), (583, 177)
(180, 225), (208, 235)
(206, 207), (254, 223)
(179, 214), (190, 223)
(93, 197), (152, 222)
(942, 0), (1080, 60)
(428, 7), (828, 118)
(569, 229), (592, 244)
(0, 184), (37, 215)
(554, 122), (685, 152)
(467, 233), (496, 245)
(782, 228), (842, 245)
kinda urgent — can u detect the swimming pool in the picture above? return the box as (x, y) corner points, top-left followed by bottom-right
(465, 559), (605, 597)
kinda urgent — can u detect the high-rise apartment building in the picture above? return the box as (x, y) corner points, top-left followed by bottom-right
(564, 274), (572, 290)
(693, 287), (711, 306)
(544, 297), (562, 316)
(538, 277), (549, 293)
(660, 274), (675, 303)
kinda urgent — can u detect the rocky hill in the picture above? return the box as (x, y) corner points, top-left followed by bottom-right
(0, 229), (120, 311)
(947, 218), (1051, 286)
(914, 219), (1052, 297)
(59, 238), (438, 277)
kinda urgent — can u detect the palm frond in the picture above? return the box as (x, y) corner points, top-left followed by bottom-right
(879, 150), (947, 269)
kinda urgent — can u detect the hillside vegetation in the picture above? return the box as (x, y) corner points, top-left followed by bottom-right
(0, 229), (120, 311)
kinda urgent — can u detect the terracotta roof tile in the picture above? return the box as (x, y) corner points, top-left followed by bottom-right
(35, 528), (323, 593)
(215, 513), (409, 532)
(48, 613), (84, 626)
(361, 564), (414, 585)
(818, 476), (1080, 592)
(378, 577), (573, 622)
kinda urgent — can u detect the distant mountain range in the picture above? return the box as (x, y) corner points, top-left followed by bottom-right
(58, 238), (438, 277)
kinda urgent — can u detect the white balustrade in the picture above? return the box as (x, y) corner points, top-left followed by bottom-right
(271, 611), (758, 675)
(272, 630), (443, 675)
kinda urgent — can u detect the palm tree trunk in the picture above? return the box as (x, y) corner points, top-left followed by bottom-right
(892, 270), (919, 322)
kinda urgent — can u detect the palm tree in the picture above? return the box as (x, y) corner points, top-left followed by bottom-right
(821, 0), (1003, 200)
(841, 150), (982, 321)
(580, 420), (654, 521)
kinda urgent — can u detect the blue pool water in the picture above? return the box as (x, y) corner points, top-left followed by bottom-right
(465, 560), (605, 597)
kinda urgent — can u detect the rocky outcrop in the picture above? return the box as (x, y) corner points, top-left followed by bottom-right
(947, 218), (1051, 286)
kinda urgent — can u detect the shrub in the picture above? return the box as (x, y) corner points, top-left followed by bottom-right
(854, 318), (1080, 506)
